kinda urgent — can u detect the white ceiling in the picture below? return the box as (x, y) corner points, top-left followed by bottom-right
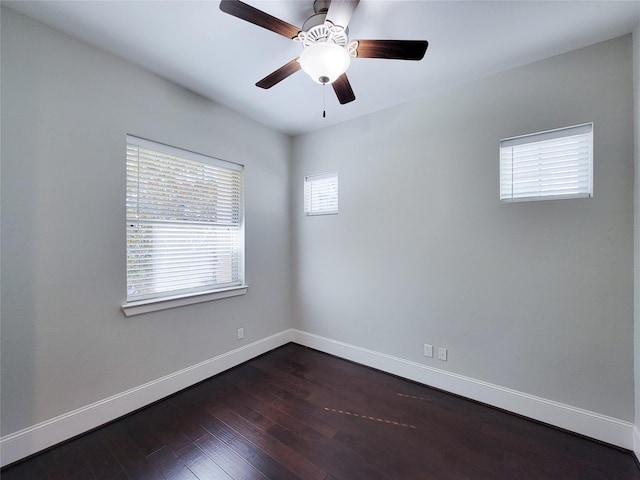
(4, 0), (640, 136)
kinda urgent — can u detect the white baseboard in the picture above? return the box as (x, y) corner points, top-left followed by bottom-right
(2, 328), (635, 468)
(291, 329), (635, 450)
(0, 329), (294, 468)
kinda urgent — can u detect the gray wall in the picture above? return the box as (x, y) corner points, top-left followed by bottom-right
(1, 7), (292, 435)
(292, 36), (634, 421)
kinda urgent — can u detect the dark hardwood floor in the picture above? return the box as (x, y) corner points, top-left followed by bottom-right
(3, 343), (639, 479)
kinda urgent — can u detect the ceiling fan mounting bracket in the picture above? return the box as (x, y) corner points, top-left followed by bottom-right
(347, 40), (358, 57)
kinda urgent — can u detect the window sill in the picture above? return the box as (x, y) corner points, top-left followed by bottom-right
(121, 285), (248, 317)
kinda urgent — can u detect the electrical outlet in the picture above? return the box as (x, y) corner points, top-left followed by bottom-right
(424, 344), (433, 358)
(237, 328), (244, 340)
(438, 347), (448, 361)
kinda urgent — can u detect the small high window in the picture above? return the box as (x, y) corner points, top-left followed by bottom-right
(500, 123), (593, 202)
(304, 172), (339, 215)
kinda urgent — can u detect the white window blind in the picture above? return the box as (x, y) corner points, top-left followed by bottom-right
(500, 123), (593, 202)
(126, 136), (244, 303)
(304, 172), (338, 215)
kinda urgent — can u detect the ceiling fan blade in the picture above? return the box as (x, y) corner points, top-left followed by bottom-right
(332, 74), (356, 104)
(220, 0), (301, 39)
(326, 0), (360, 29)
(353, 40), (428, 60)
(256, 59), (301, 89)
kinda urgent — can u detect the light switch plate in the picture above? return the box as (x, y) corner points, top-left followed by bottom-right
(438, 347), (448, 361)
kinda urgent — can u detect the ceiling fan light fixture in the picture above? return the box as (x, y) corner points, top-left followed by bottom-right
(298, 42), (351, 84)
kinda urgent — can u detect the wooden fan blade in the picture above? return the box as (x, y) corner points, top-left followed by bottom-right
(326, 0), (360, 29)
(220, 0), (301, 39)
(332, 73), (356, 104)
(256, 59), (301, 89)
(353, 40), (428, 60)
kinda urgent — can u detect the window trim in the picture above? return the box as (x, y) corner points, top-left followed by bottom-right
(499, 123), (593, 203)
(122, 135), (247, 316)
(122, 285), (248, 317)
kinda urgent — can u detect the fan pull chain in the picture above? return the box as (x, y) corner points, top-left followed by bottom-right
(323, 82), (326, 118)
(320, 76), (329, 119)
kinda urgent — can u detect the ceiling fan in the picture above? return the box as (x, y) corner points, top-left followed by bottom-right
(219, 0), (428, 105)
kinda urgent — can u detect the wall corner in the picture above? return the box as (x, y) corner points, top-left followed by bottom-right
(633, 19), (640, 461)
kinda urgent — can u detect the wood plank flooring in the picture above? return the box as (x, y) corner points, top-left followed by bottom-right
(2, 343), (639, 479)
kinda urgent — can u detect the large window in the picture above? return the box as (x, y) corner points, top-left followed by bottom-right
(123, 136), (245, 316)
(500, 123), (593, 202)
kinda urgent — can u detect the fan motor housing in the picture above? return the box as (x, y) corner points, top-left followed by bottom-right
(301, 17), (349, 47)
(313, 0), (331, 14)
(302, 12), (327, 32)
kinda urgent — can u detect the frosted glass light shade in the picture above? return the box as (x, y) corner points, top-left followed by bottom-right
(298, 42), (351, 84)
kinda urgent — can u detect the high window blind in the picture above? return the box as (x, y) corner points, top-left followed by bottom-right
(500, 123), (593, 202)
(304, 172), (339, 215)
(126, 136), (244, 303)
